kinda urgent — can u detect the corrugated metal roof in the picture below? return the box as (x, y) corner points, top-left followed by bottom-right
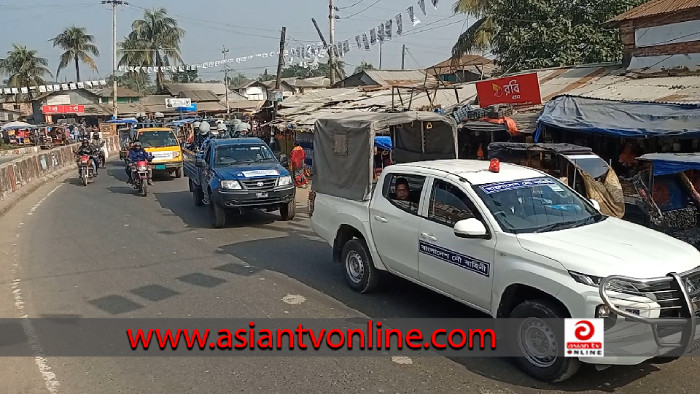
(164, 82), (228, 96)
(93, 86), (142, 98)
(178, 90), (220, 102)
(608, 0), (700, 23)
(363, 70), (438, 87)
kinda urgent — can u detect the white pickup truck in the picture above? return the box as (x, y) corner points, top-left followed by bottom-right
(310, 159), (700, 382)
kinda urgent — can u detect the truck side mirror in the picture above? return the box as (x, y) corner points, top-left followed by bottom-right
(195, 158), (205, 168)
(454, 218), (488, 239)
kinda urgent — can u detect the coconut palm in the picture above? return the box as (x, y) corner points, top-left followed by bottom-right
(128, 7), (185, 92)
(451, 0), (497, 58)
(117, 33), (151, 92)
(0, 44), (52, 100)
(51, 26), (100, 82)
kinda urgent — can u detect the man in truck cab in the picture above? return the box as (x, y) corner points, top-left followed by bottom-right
(392, 177), (419, 214)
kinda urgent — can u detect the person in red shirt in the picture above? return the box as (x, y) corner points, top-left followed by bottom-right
(290, 142), (307, 187)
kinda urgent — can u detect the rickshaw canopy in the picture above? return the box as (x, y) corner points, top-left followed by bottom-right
(638, 153), (700, 176)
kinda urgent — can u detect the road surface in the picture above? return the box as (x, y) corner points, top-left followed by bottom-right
(0, 159), (696, 393)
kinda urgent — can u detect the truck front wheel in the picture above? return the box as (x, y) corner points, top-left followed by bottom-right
(508, 299), (580, 382)
(341, 239), (380, 293)
(209, 194), (226, 228)
(279, 199), (295, 221)
(175, 167), (182, 178)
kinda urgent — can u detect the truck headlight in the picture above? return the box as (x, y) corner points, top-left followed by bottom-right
(569, 271), (602, 287)
(220, 180), (241, 190)
(173, 151), (180, 158)
(277, 175), (293, 186)
(569, 271), (640, 294)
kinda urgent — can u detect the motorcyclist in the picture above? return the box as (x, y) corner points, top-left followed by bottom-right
(75, 139), (98, 177)
(126, 141), (154, 185)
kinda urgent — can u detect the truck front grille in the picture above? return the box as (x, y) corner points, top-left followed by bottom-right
(241, 178), (276, 191)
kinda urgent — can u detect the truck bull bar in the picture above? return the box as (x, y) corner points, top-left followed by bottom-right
(598, 266), (700, 355)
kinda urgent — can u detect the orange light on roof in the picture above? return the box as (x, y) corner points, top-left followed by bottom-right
(489, 158), (500, 173)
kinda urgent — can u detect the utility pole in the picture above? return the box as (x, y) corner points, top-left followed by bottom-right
(273, 27), (286, 118)
(312, 18), (343, 87)
(102, 0), (127, 119)
(328, 0), (336, 85)
(222, 45), (230, 114)
(401, 44), (406, 70)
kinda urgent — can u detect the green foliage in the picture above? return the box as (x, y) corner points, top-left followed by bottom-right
(51, 26), (99, 82)
(452, 0), (647, 73)
(353, 61), (375, 75)
(0, 44), (52, 100)
(170, 68), (199, 83)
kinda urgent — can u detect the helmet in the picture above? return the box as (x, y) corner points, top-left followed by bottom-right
(134, 141), (142, 148)
(199, 121), (210, 134)
(217, 123), (227, 132)
(193, 121), (201, 129)
(81, 139), (88, 145)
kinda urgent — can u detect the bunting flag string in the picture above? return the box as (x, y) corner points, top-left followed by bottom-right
(0, 80), (108, 96)
(418, 0), (427, 16)
(407, 6), (421, 26)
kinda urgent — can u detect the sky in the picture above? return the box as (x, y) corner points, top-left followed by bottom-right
(0, 0), (475, 83)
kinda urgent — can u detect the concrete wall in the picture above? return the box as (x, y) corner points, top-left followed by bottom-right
(0, 136), (119, 200)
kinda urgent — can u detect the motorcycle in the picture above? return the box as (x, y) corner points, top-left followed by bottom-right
(129, 159), (151, 197)
(78, 155), (95, 186)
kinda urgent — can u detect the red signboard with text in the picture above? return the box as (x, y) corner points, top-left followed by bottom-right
(42, 105), (85, 114)
(475, 72), (542, 108)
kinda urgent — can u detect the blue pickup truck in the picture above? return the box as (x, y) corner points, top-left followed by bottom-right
(183, 138), (296, 228)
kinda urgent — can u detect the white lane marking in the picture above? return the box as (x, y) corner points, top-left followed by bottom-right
(282, 294), (306, 305)
(391, 356), (413, 365)
(11, 279), (60, 393)
(27, 184), (63, 216)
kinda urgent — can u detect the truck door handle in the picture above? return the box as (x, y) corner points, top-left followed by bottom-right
(373, 215), (388, 223)
(421, 232), (437, 241)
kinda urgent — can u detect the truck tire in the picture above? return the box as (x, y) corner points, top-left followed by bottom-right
(341, 239), (380, 293)
(192, 187), (204, 207)
(279, 199), (295, 221)
(175, 167), (183, 178)
(507, 299), (580, 383)
(209, 194), (226, 228)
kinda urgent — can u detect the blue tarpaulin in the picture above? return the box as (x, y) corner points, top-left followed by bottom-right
(375, 136), (392, 151)
(172, 118), (198, 126)
(638, 153), (700, 176)
(535, 95), (700, 141)
(106, 118), (137, 124)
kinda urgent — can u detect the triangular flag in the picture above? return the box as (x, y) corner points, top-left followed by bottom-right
(362, 33), (370, 51)
(343, 40), (350, 54)
(77, 82), (85, 89)
(39, 85), (47, 93)
(407, 6), (421, 26)
(385, 19), (393, 40)
(370, 28), (377, 45)
(396, 13), (403, 35)
(21, 87), (28, 94)
(355, 35), (362, 49)
(85, 81), (93, 87)
(378, 23), (385, 43)
(418, 0), (426, 16)
(432, 0), (439, 10)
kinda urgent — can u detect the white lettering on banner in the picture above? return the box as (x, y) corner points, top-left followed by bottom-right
(503, 80), (520, 95)
(241, 170), (280, 178)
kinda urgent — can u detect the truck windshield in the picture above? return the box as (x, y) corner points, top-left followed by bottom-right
(215, 144), (275, 165)
(473, 176), (604, 234)
(138, 130), (178, 148)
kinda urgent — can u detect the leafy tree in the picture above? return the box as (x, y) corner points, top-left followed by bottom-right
(107, 72), (154, 95)
(353, 61), (375, 74)
(452, 0), (646, 73)
(0, 44), (52, 100)
(258, 69), (275, 82)
(51, 26), (99, 82)
(127, 7), (185, 92)
(229, 72), (249, 87)
(170, 68), (199, 83)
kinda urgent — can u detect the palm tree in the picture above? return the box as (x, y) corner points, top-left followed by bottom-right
(51, 26), (99, 82)
(0, 44), (52, 100)
(117, 34), (151, 92)
(128, 7), (185, 92)
(451, 0), (497, 58)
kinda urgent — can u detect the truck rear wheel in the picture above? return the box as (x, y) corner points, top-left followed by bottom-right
(209, 194), (226, 228)
(279, 199), (295, 221)
(507, 299), (580, 382)
(341, 239), (380, 293)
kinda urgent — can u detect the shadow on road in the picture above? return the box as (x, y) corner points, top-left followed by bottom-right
(216, 224), (665, 391)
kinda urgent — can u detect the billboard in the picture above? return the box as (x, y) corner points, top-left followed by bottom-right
(42, 105), (85, 114)
(475, 72), (542, 108)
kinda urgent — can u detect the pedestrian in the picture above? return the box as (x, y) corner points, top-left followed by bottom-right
(290, 142), (307, 187)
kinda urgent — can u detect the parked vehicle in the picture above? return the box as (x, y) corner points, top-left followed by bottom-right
(487, 142), (625, 218)
(135, 127), (183, 179)
(184, 138), (296, 228)
(77, 155), (95, 186)
(130, 159), (151, 197)
(308, 112), (700, 382)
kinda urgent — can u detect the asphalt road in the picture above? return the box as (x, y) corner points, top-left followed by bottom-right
(0, 159), (697, 393)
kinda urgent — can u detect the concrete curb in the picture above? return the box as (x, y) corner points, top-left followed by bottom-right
(0, 165), (74, 218)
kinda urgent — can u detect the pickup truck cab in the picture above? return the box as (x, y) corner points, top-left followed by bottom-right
(135, 127), (183, 178)
(184, 138), (295, 228)
(310, 159), (700, 382)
